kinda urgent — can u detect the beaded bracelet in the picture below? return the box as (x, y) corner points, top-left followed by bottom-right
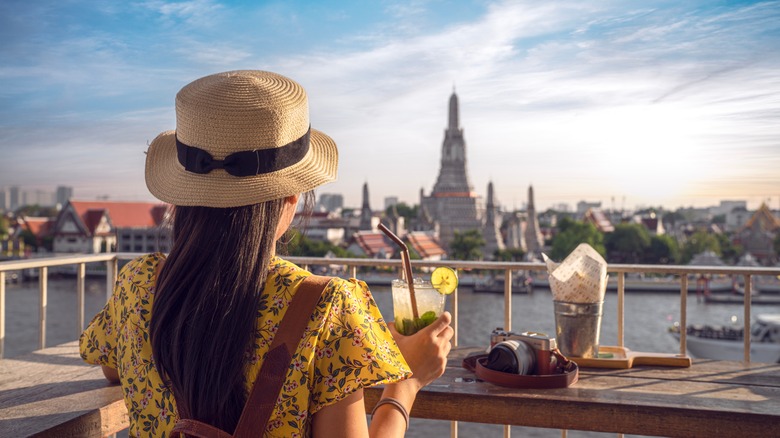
(371, 397), (409, 431)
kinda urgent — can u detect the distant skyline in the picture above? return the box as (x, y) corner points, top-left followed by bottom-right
(2, 1), (779, 212)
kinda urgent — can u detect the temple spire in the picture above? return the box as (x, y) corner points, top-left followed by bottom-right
(359, 182), (373, 230)
(482, 181), (505, 258)
(525, 185), (543, 256)
(448, 91), (459, 130)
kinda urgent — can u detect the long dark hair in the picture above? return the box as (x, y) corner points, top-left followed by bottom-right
(150, 200), (284, 432)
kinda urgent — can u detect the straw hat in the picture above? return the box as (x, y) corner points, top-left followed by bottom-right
(145, 70), (338, 207)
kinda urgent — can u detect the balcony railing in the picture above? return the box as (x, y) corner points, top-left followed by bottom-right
(2, 253), (779, 438)
(2, 253), (779, 361)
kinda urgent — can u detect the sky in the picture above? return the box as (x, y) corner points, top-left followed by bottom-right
(1, 0), (779, 212)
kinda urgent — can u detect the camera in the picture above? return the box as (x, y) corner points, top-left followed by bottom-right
(487, 328), (558, 375)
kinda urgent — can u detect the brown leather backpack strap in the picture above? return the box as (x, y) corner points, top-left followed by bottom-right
(232, 274), (332, 437)
(172, 419), (233, 438)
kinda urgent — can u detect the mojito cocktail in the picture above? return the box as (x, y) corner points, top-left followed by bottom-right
(392, 279), (446, 335)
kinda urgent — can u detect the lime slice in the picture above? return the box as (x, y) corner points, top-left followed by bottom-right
(431, 267), (458, 295)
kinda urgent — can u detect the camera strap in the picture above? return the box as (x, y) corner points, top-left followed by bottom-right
(462, 348), (579, 389)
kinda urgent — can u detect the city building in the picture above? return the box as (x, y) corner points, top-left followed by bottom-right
(52, 200), (170, 254)
(316, 193), (343, 213)
(405, 232), (446, 262)
(577, 201), (602, 215)
(56, 186), (73, 207)
(347, 231), (394, 258)
(584, 208), (615, 233)
(733, 203), (780, 265)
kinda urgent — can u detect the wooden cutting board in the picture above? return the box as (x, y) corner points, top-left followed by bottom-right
(571, 346), (692, 368)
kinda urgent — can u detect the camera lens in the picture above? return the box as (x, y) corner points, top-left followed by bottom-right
(486, 340), (536, 375)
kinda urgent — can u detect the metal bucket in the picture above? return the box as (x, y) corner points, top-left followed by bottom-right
(554, 300), (603, 358)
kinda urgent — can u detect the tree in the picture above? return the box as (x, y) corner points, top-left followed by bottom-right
(663, 211), (685, 228)
(14, 205), (58, 217)
(550, 218), (605, 261)
(494, 248), (526, 262)
(0, 216), (7, 239)
(775, 233), (780, 260)
(716, 233), (741, 265)
(645, 234), (679, 264)
(680, 230), (721, 264)
(283, 230), (353, 258)
(450, 229), (485, 260)
(604, 223), (651, 263)
(385, 203), (418, 221)
(19, 229), (38, 250)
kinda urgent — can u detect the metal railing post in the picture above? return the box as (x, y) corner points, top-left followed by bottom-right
(504, 269), (512, 331)
(39, 266), (48, 350)
(743, 274), (751, 363)
(679, 275), (688, 356)
(106, 258), (118, 302)
(617, 272), (625, 347)
(0, 271), (5, 359)
(77, 263), (86, 335)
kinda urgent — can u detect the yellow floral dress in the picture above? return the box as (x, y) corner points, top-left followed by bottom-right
(80, 253), (411, 437)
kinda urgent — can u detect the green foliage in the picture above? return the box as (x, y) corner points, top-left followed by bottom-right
(385, 203), (418, 220)
(663, 211), (686, 227)
(494, 248), (526, 262)
(774, 233), (780, 258)
(604, 223), (651, 264)
(19, 229), (38, 249)
(712, 214), (726, 224)
(550, 218), (605, 260)
(680, 230), (721, 264)
(716, 233), (741, 264)
(450, 229), (485, 261)
(646, 234), (679, 264)
(14, 205), (58, 217)
(283, 229), (354, 258)
(0, 216), (7, 239)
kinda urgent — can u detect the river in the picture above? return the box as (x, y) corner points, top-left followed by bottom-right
(4, 276), (778, 437)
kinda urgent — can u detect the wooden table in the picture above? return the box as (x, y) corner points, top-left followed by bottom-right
(0, 342), (127, 437)
(2, 344), (779, 437)
(367, 347), (780, 437)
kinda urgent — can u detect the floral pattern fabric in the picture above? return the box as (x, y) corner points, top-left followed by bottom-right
(80, 253), (411, 437)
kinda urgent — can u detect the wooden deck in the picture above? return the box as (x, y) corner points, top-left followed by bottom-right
(2, 343), (779, 437)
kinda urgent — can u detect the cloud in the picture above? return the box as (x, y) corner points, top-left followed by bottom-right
(140, 0), (225, 27)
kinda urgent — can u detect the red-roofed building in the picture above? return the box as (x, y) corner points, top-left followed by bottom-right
(20, 216), (56, 250)
(636, 212), (665, 235)
(52, 200), (171, 254)
(733, 203), (780, 265)
(406, 232), (446, 261)
(584, 208), (615, 233)
(347, 231), (394, 259)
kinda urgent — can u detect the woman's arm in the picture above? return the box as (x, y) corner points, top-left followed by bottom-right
(311, 312), (453, 437)
(101, 365), (120, 383)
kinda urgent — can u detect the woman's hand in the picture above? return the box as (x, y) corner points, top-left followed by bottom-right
(388, 311), (454, 390)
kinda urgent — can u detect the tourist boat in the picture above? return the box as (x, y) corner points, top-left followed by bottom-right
(669, 314), (780, 363)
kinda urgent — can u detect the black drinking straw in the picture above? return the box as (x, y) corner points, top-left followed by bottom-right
(378, 223), (420, 319)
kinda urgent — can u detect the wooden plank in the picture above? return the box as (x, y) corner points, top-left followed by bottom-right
(0, 342), (128, 437)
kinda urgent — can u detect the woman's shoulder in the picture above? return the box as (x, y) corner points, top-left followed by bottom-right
(118, 252), (165, 281)
(270, 257), (371, 304)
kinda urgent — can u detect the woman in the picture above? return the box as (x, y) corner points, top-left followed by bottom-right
(79, 70), (453, 437)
